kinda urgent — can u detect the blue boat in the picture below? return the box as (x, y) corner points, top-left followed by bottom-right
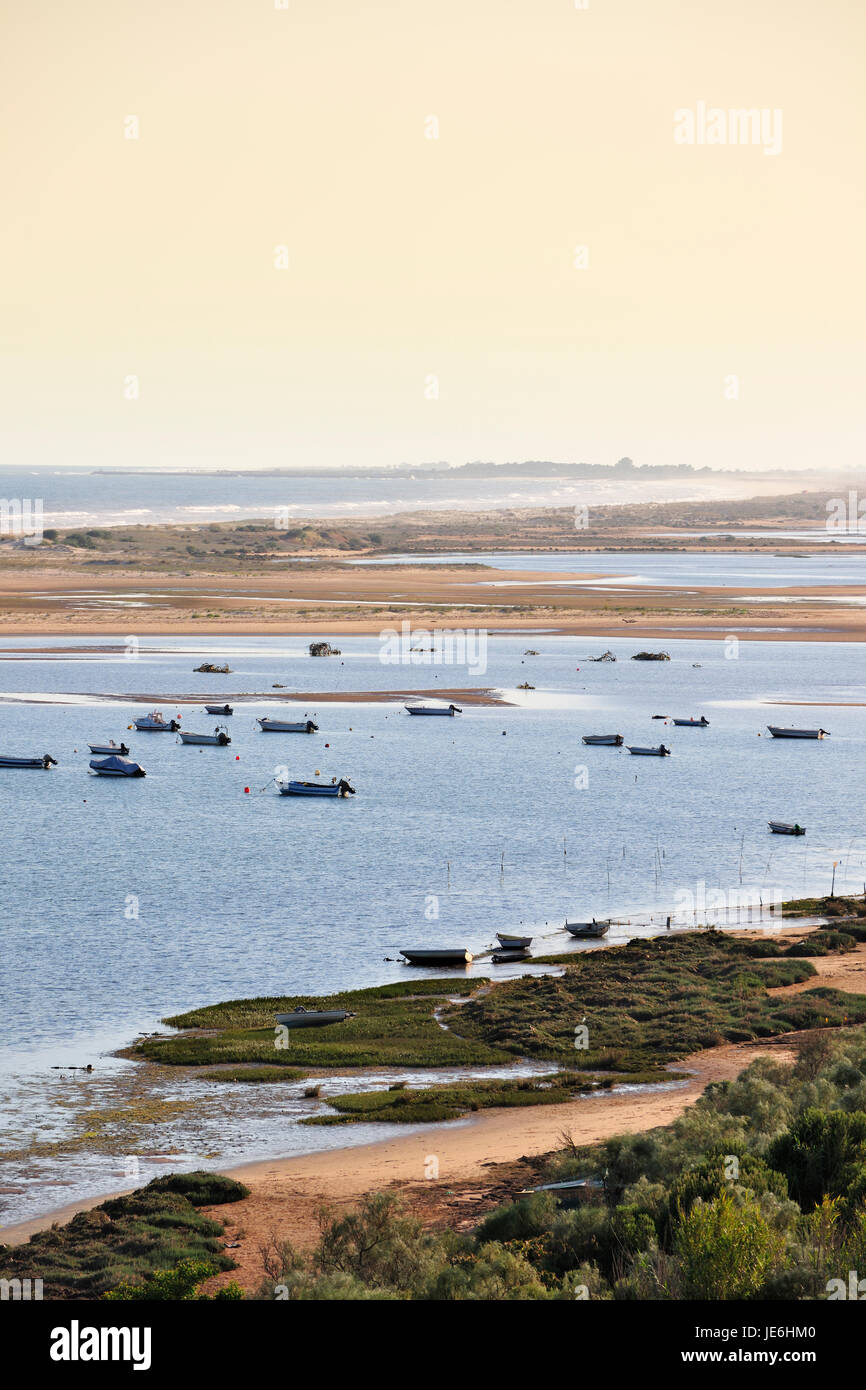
(279, 779), (355, 797)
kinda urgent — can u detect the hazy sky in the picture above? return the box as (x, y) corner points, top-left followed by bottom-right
(1, 0), (864, 472)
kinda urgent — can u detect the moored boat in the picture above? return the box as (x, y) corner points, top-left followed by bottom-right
(582, 734), (623, 746)
(88, 741), (130, 756)
(279, 779), (355, 797)
(627, 745), (671, 757)
(275, 1008), (355, 1029)
(496, 932), (533, 948)
(405, 703), (462, 716)
(179, 727), (231, 746)
(134, 711), (180, 732)
(767, 726), (829, 739)
(565, 919), (611, 938)
(768, 821), (806, 836)
(0, 753), (57, 769)
(204, 704), (233, 716)
(401, 947), (473, 965)
(672, 717), (709, 727)
(89, 755), (146, 777)
(492, 948), (532, 963)
(258, 717), (318, 733)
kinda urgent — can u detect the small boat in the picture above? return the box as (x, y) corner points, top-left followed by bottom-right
(88, 741), (130, 756)
(89, 755), (146, 777)
(627, 745), (671, 756)
(258, 717), (318, 733)
(275, 1007), (355, 1029)
(767, 726), (829, 739)
(134, 711), (180, 732)
(204, 704), (233, 716)
(492, 948), (532, 963)
(279, 779), (355, 797)
(401, 948), (473, 965)
(0, 753), (57, 769)
(768, 821), (806, 836)
(565, 919), (611, 938)
(496, 932), (533, 948)
(179, 727), (231, 746)
(405, 703), (462, 716)
(582, 734), (623, 746)
(672, 717), (709, 727)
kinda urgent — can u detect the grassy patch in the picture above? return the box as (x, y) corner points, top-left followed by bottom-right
(0, 1173), (247, 1300)
(130, 978), (508, 1070)
(444, 931), (866, 1071)
(200, 1066), (308, 1084)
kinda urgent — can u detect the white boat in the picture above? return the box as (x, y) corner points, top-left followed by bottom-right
(627, 745), (671, 757)
(0, 753), (57, 769)
(768, 821), (806, 836)
(204, 704), (233, 716)
(89, 755), (146, 777)
(278, 779), (355, 797)
(767, 726), (829, 739)
(258, 717), (318, 733)
(134, 710), (180, 732)
(496, 932), (533, 948)
(179, 727), (231, 746)
(672, 717), (709, 727)
(88, 741), (130, 756)
(582, 734), (623, 746)
(405, 703), (462, 716)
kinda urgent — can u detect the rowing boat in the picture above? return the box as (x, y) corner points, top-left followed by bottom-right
(565, 919), (610, 938)
(405, 703), (462, 716)
(626, 745), (671, 757)
(400, 948), (473, 965)
(767, 726), (829, 739)
(275, 1008), (355, 1029)
(582, 734), (623, 746)
(768, 821), (806, 835)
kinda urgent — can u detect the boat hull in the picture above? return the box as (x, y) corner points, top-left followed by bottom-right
(582, 735), (623, 746)
(492, 949), (531, 963)
(179, 732), (231, 745)
(405, 705), (462, 716)
(496, 932), (533, 948)
(767, 727), (828, 739)
(401, 948), (473, 965)
(204, 705), (234, 716)
(672, 719), (709, 727)
(275, 1010), (354, 1029)
(88, 744), (129, 756)
(258, 719), (318, 733)
(565, 920), (610, 938)
(768, 822), (806, 835)
(134, 720), (179, 732)
(0, 755), (55, 768)
(279, 781), (354, 797)
(627, 746), (670, 756)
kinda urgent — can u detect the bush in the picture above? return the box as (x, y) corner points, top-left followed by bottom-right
(143, 1172), (249, 1206)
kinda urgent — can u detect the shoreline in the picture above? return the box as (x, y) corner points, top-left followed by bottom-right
(7, 919), (866, 1255)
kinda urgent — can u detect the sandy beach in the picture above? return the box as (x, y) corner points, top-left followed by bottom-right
(7, 934), (866, 1298)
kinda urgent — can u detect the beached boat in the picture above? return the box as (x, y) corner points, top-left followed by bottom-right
(0, 753), (57, 769)
(491, 948), (532, 963)
(258, 717), (319, 733)
(279, 779), (355, 797)
(89, 755), (146, 777)
(768, 821), (806, 836)
(767, 726), (829, 739)
(672, 717), (709, 727)
(496, 932), (533, 948)
(134, 711), (180, 732)
(627, 745), (671, 757)
(275, 1007), (355, 1029)
(401, 948), (473, 965)
(582, 734), (623, 746)
(204, 704), (233, 716)
(405, 703), (462, 716)
(565, 919), (611, 938)
(179, 728), (231, 746)
(88, 741), (130, 756)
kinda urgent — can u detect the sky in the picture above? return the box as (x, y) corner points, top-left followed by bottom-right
(1, 0), (864, 473)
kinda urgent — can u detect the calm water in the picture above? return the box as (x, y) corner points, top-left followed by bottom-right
(0, 466), (816, 528)
(1, 632), (865, 1222)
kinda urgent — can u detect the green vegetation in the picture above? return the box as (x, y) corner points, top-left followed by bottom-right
(0, 1172), (248, 1300)
(130, 978), (509, 1070)
(258, 1028), (866, 1300)
(447, 930), (866, 1072)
